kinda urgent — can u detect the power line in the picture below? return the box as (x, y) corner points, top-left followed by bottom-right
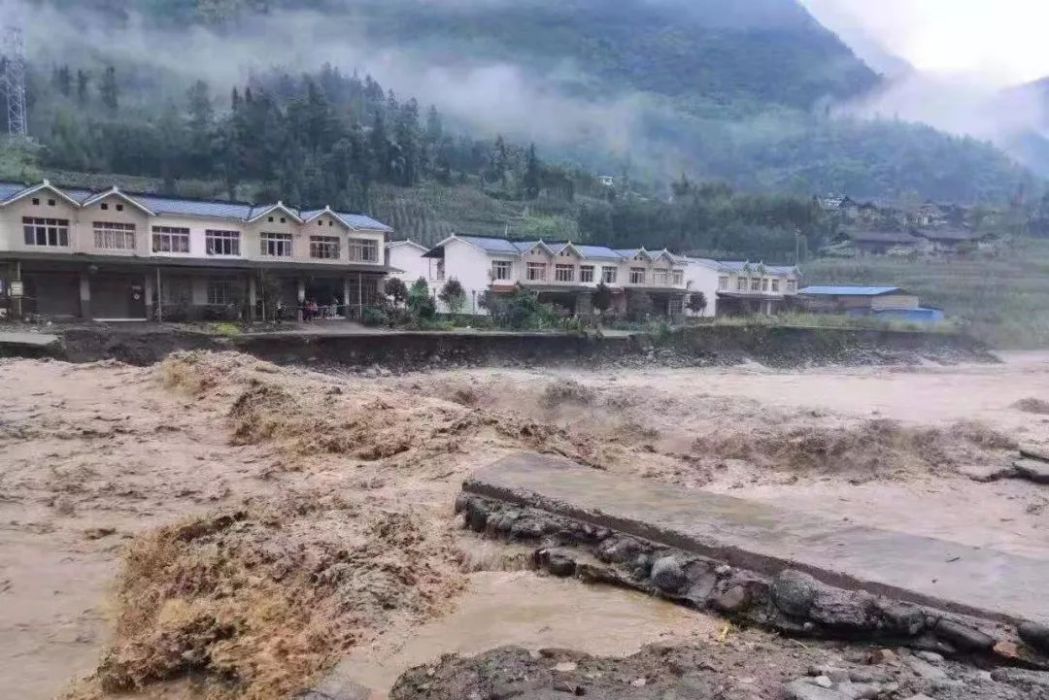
(1, 24), (28, 137)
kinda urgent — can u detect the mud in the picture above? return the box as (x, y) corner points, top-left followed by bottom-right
(0, 351), (1046, 700)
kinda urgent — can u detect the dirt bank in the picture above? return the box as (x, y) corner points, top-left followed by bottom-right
(36, 324), (998, 369)
(0, 351), (1045, 699)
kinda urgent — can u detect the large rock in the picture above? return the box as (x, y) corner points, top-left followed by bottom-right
(931, 618), (996, 652)
(772, 570), (818, 618)
(650, 556), (688, 593)
(783, 678), (850, 700)
(1019, 621), (1049, 654)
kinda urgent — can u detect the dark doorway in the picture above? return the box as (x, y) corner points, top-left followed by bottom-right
(93, 273), (147, 319)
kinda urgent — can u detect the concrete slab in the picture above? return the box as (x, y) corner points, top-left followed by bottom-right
(464, 453), (1049, 625)
(0, 331), (60, 348)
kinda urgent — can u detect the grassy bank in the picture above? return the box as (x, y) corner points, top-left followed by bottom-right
(802, 239), (1049, 349)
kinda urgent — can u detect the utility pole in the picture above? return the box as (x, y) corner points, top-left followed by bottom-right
(1, 24), (28, 137)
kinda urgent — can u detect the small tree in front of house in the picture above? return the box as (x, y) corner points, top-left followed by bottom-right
(439, 277), (468, 315)
(626, 289), (653, 323)
(408, 277), (436, 320)
(385, 278), (409, 307)
(592, 281), (613, 317)
(687, 291), (708, 316)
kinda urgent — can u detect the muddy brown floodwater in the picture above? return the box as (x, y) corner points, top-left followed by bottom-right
(0, 351), (1046, 699)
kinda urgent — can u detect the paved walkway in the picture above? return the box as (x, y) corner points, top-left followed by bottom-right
(0, 331), (60, 348)
(465, 453), (1049, 625)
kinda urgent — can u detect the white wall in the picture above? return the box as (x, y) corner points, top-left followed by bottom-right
(387, 243), (435, 291)
(683, 260), (720, 317)
(442, 238), (498, 314)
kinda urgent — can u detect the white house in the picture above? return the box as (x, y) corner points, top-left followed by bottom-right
(385, 240), (437, 293)
(0, 179), (395, 321)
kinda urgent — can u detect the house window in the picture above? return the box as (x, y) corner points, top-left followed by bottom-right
(47, 199), (56, 206)
(161, 277), (192, 305)
(673, 270), (684, 286)
(152, 226), (190, 253)
(630, 267), (646, 285)
(751, 278), (761, 292)
(772, 279), (781, 293)
(719, 276), (729, 291)
(787, 279), (797, 294)
(526, 263), (547, 281)
(23, 217), (70, 247)
(762, 278), (770, 292)
(580, 265), (595, 283)
(116, 204), (124, 212)
(310, 236), (341, 260)
(261, 232), (293, 257)
(93, 222), (136, 250)
(602, 266), (618, 284)
(348, 238), (379, 262)
(206, 279), (236, 306)
(31, 198), (39, 205)
(436, 260), (446, 281)
(100, 203), (109, 210)
(555, 264), (575, 282)
(653, 270), (670, 286)
(737, 277), (746, 292)
(206, 230), (240, 256)
(492, 261), (512, 281)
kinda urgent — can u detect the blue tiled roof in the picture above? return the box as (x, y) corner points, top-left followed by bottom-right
(0, 180), (393, 231)
(717, 261), (797, 275)
(800, 286), (903, 296)
(574, 244), (624, 261)
(457, 235), (529, 254)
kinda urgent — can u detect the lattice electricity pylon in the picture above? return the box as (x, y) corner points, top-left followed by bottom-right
(1, 25), (28, 137)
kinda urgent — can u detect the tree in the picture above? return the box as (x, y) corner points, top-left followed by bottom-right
(100, 66), (119, 112)
(439, 277), (467, 314)
(385, 277), (409, 306)
(523, 143), (541, 200)
(76, 69), (90, 105)
(52, 65), (72, 98)
(626, 289), (653, 322)
(407, 277), (435, 319)
(687, 291), (708, 315)
(592, 281), (613, 316)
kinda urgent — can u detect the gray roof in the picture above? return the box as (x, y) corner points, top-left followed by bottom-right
(716, 261), (797, 275)
(800, 286), (904, 297)
(846, 231), (920, 244)
(457, 235), (528, 254)
(0, 180), (392, 231)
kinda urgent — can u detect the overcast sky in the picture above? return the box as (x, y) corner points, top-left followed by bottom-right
(801, 0), (1049, 85)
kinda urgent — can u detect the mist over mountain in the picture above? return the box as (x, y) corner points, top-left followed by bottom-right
(1, 0), (1036, 203)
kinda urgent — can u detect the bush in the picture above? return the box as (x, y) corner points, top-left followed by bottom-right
(439, 278), (467, 315)
(408, 277), (437, 320)
(592, 282), (613, 316)
(626, 289), (653, 322)
(362, 306), (389, 327)
(385, 278), (409, 307)
(482, 285), (557, 330)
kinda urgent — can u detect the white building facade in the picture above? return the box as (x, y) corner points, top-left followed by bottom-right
(0, 180), (395, 321)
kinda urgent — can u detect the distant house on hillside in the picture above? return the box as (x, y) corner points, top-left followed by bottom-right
(799, 286), (944, 324)
(843, 230), (923, 256)
(913, 229), (991, 255)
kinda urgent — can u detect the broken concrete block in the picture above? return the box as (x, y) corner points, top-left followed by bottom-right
(650, 556), (687, 593)
(932, 618), (996, 652)
(957, 464), (1018, 483)
(1014, 459), (1049, 485)
(1020, 445), (1049, 462)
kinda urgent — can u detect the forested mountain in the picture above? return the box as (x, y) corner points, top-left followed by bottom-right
(0, 0), (1038, 258)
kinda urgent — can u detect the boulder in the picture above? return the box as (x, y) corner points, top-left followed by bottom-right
(650, 556), (688, 593)
(596, 536), (644, 565)
(1019, 620), (1049, 654)
(932, 619), (996, 652)
(783, 678), (850, 700)
(772, 570), (818, 618)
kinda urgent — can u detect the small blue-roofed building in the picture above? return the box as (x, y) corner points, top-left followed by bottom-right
(799, 285), (945, 324)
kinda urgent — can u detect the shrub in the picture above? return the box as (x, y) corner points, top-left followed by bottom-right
(439, 278), (468, 315)
(592, 282), (613, 316)
(361, 306), (389, 327)
(687, 291), (708, 315)
(626, 289), (653, 322)
(408, 278), (437, 320)
(385, 278), (409, 307)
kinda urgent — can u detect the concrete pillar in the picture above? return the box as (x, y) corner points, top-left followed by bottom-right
(343, 276), (352, 319)
(78, 270), (91, 320)
(248, 275), (258, 322)
(297, 277), (306, 322)
(13, 262), (23, 319)
(143, 272), (155, 321)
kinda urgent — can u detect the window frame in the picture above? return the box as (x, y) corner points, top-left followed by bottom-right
(310, 235), (341, 260)
(93, 221), (136, 251)
(772, 279), (781, 293)
(260, 232), (294, 258)
(206, 279), (237, 306)
(751, 277), (762, 292)
(580, 265), (595, 283)
(491, 260), (513, 281)
(526, 262), (547, 282)
(629, 267), (646, 285)
(348, 238), (379, 263)
(554, 264), (575, 283)
(152, 226), (191, 254)
(205, 229), (241, 257)
(22, 217), (70, 248)
(602, 266), (618, 284)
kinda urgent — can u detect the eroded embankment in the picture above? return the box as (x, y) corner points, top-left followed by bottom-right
(46, 324), (997, 369)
